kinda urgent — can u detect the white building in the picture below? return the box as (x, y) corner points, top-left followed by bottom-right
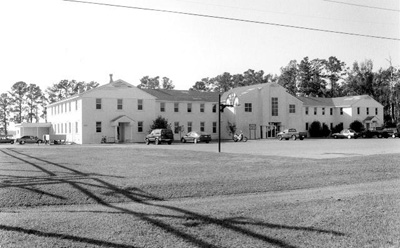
(19, 78), (384, 144)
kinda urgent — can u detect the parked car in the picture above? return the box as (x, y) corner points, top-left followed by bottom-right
(0, 136), (14, 144)
(277, 128), (307, 140)
(360, 127), (389, 138)
(145, 129), (174, 145)
(332, 129), (359, 139)
(16, 135), (44, 144)
(181, 131), (211, 144)
(383, 127), (399, 138)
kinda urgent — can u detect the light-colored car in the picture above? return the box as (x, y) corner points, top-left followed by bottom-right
(181, 131), (211, 144)
(332, 129), (359, 139)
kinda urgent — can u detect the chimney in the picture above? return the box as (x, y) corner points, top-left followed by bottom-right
(109, 74), (113, 83)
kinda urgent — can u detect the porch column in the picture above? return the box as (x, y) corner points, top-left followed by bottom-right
(114, 125), (118, 143)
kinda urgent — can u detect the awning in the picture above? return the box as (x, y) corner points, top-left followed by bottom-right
(110, 115), (135, 126)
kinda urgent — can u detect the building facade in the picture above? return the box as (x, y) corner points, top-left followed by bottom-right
(42, 79), (384, 144)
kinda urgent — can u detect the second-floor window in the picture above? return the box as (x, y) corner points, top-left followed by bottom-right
(271, 97), (278, 116)
(330, 108), (333, 115)
(200, 103), (205, 113)
(305, 107), (309, 115)
(245, 103), (252, 112)
(322, 107), (325, 115)
(187, 103), (192, 113)
(289, 104), (295, 113)
(340, 108), (343, 115)
(174, 103), (179, 112)
(366, 107), (369, 115)
(357, 107), (360, 115)
(314, 107), (317, 115)
(160, 102), (165, 112)
(96, 98), (102, 109)
(138, 99), (143, 110)
(212, 104), (217, 113)
(117, 99), (123, 110)
(375, 108), (378, 115)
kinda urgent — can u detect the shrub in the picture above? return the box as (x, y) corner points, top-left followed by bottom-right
(331, 123), (343, 134)
(150, 116), (171, 130)
(309, 121), (322, 137)
(321, 123), (331, 137)
(349, 120), (364, 132)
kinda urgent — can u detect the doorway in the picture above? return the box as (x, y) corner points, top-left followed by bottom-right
(117, 123), (125, 142)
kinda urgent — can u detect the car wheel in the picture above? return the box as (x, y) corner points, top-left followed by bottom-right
(145, 139), (150, 145)
(243, 136), (248, 142)
(37, 140), (42, 144)
(181, 138), (186, 143)
(167, 141), (172, 145)
(205, 141), (209, 143)
(20, 140), (25, 145)
(10, 140), (14, 144)
(347, 135), (351, 139)
(155, 139), (159, 145)
(333, 135), (338, 139)
(378, 134), (382, 138)
(362, 134), (367, 138)
(291, 135), (297, 141)
(278, 136), (283, 141)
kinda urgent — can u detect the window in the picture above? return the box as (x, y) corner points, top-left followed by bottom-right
(212, 104), (216, 113)
(138, 121), (143, 132)
(212, 122), (217, 133)
(366, 107), (369, 115)
(244, 103), (252, 112)
(174, 103), (179, 112)
(96, 122), (102, 133)
(289, 104), (295, 113)
(375, 108), (378, 115)
(61, 104), (63, 113)
(187, 122), (192, 132)
(314, 107), (317, 115)
(75, 122), (78, 133)
(69, 102), (71, 112)
(340, 108), (343, 115)
(305, 122), (309, 130)
(357, 107), (360, 115)
(65, 123), (67, 134)
(187, 103), (192, 113)
(271, 97), (278, 116)
(138, 99), (143, 110)
(76, 100), (78, 110)
(117, 99), (123, 110)
(200, 103), (205, 113)
(322, 107), (325, 115)
(69, 122), (71, 133)
(174, 122), (179, 134)
(160, 102), (165, 112)
(330, 108), (333, 115)
(305, 107), (309, 115)
(96, 98), (102, 109)
(200, 122), (205, 132)
(61, 123), (63, 133)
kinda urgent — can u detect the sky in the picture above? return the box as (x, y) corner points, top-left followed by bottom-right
(1, 0), (399, 94)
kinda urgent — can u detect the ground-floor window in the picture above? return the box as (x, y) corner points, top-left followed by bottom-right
(200, 122), (205, 132)
(75, 122), (78, 133)
(212, 122), (217, 133)
(174, 122), (179, 134)
(96, 122), (102, 133)
(305, 122), (309, 130)
(138, 121), (143, 132)
(187, 122), (192, 132)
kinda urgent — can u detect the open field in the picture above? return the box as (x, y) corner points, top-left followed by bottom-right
(0, 140), (400, 247)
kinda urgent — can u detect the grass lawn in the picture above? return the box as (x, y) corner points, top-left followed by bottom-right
(0, 146), (399, 247)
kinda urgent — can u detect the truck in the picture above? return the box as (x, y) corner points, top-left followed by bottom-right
(277, 128), (307, 141)
(360, 127), (389, 138)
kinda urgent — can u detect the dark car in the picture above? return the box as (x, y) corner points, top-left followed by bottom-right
(332, 129), (359, 139)
(181, 131), (211, 144)
(0, 136), (14, 144)
(16, 135), (44, 144)
(145, 129), (174, 145)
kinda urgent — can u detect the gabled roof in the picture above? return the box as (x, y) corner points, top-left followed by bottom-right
(223, 83), (270, 98)
(298, 95), (371, 107)
(142, 89), (219, 102)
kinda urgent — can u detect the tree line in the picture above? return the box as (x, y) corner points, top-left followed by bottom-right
(1, 56), (399, 135)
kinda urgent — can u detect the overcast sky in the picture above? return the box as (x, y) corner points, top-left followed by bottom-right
(1, 0), (399, 94)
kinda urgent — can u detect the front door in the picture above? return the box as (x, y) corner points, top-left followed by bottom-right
(118, 123), (125, 142)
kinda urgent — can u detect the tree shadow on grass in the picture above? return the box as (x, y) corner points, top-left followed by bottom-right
(1, 148), (346, 248)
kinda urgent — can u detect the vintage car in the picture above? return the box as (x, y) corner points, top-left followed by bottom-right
(181, 131), (211, 144)
(331, 129), (359, 139)
(0, 136), (14, 144)
(277, 128), (307, 140)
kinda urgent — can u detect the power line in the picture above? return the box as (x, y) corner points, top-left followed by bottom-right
(322, 0), (400, 12)
(63, 0), (400, 41)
